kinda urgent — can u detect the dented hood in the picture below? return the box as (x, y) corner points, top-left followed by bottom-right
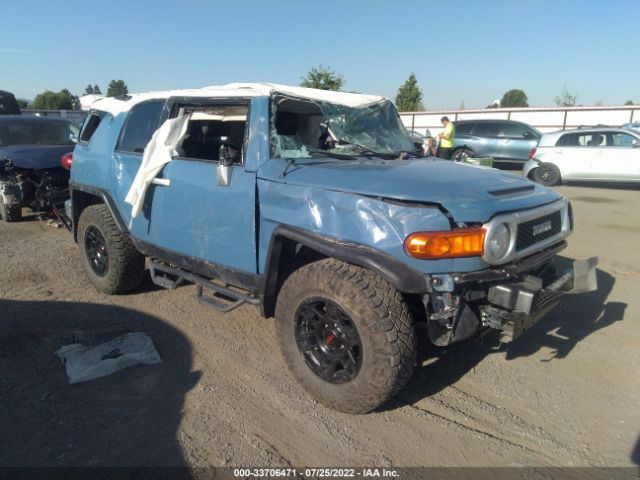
(258, 157), (562, 223)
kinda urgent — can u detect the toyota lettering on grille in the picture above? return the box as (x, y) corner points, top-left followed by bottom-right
(532, 220), (553, 236)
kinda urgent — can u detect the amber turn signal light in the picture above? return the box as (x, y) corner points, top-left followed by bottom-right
(405, 228), (485, 260)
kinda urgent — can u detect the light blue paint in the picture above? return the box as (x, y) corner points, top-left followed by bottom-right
(71, 94), (564, 279)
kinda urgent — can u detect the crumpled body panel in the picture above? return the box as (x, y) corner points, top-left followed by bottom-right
(257, 179), (489, 275)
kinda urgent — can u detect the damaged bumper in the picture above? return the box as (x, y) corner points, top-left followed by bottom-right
(481, 257), (599, 341)
(425, 256), (599, 345)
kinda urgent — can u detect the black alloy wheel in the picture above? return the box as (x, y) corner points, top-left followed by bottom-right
(84, 225), (109, 276)
(294, 298), (362, 384)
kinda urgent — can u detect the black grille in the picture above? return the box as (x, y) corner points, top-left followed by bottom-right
(516, 210), (562, 251)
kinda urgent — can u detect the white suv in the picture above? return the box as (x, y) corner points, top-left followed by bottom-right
(523, 127), (640, 186)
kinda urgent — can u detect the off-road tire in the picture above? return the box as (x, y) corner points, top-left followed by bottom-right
(0, 198), (22, 222)
(531, 163), (562, 186)
(452, 148), (473, 162)
(77, 204), (145, 294)
(275, 258), (416, 414)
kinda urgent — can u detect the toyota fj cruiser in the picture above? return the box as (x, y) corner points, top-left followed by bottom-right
(68, 83), (597, 413)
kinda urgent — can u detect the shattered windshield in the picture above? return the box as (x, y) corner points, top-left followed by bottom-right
(271, 96), (414, 159)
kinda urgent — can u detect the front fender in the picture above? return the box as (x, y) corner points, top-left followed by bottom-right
(257, 179), (466, 275)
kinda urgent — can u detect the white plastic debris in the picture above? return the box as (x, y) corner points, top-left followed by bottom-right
(56, 332), (162, 384)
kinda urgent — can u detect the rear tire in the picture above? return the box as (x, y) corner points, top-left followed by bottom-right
(452, 148), (473, 162)
(531, 163), (562, 186)
(0, 198), (21, 222)
(275, 258), (416, 414)
(77, 204), (145, 294)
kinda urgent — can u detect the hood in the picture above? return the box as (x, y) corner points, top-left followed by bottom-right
(0, 144), (73, 169)
(258, 157), (562, 223)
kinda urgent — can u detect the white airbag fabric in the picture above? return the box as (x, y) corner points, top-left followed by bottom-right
(56, 332), (162, 384)
(124, 115), (190, 221)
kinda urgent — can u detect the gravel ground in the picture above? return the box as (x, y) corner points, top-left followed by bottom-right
(0, 183), (638, 469)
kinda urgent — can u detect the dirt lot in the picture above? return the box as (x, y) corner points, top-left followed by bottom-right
(0, 182), (638, 469)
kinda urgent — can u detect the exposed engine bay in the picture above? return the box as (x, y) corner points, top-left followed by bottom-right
(0, 159), (70, 225)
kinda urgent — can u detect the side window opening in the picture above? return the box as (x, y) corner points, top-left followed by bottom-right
(173, 105), (248, 163)
(499, 122), (527, 138)
(117, 100), (165, 153)
(455, 122), (473, 135)
(271, 97), (327, 158)
(611, 132), (637, 146)
(557, 132), (607, 147)
(78, 111), (105, 143)
(472, 122), (499, 137)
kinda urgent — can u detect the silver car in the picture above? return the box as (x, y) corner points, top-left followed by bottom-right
(523, 127), (640, 185)
(452, 119), (540, 164)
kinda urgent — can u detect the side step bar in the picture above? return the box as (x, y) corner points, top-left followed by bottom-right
(149, 259), (260, 314)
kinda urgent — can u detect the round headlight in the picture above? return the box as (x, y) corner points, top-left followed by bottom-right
(486, 223), (510, 261)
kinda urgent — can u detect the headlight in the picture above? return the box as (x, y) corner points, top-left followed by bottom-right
(485, 223), (510, 262)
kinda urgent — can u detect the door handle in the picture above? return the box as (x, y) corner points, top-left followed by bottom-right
(152, 178), (171, 187)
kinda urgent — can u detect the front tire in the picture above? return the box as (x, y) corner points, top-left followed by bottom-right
(531, 163), (562, 186)
(452, 148), (473, 162)
(77, 204), (145, 294)
(275, 259), (416, 414)
(0, 197), (22, 222)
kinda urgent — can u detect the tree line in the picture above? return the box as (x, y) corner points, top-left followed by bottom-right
(299, 65), (635, 110)
(22, 79), (130, 110)
(21, 70), (635, 111)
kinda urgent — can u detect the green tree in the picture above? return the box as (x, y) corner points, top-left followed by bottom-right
(16, 99), (29, 109)
(500, 89), (528, 108)
(31, 89), (79, 110)
(93, 84), (102, 95)
(395, 73), (424, 112)
(107, 79), (129, 97)
(624, 100), (634, 106)
(300, 65), (344, 91)
(554, 86), (578, 107)
(84, 84), (95, 95)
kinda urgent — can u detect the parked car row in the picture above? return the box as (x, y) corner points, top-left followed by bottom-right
(428, 116), (640, 186)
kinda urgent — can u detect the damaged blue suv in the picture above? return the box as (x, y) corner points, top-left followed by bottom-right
(68, 83), (597, 413)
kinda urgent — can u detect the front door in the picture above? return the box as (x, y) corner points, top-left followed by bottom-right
(145, 99), (257, 274)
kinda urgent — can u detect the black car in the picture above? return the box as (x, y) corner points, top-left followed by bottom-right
(0, 116), (77, 222)
(0, 90), (21, 116)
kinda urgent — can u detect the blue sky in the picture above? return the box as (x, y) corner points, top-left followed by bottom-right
(1, 0), (638, 109)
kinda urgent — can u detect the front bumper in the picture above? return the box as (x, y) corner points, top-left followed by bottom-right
(481, 256), (598, 341)
(424, 253), (599, 345)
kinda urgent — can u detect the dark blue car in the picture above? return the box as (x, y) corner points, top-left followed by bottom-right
(0, 115), (78, 222)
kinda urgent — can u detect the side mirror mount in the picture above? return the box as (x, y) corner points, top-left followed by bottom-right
(217, 162), (232, 186)
(217, 141), (237, 187)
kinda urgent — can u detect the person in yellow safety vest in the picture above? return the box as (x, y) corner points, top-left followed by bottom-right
(436, 116), (455, 160)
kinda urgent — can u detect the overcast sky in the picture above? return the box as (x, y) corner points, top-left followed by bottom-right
(1, 0), (639, 109)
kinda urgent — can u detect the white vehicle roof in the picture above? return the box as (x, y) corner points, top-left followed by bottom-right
(89, 83), (387, 116)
